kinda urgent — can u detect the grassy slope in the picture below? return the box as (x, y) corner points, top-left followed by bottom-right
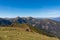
(0, 27), (58, 40)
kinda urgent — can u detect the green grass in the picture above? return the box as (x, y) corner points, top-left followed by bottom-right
(0, 27), (58, 40)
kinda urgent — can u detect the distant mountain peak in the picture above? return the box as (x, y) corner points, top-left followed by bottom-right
(15, 16), (21, 19)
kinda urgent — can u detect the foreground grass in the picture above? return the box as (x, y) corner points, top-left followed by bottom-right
(0, 27), (58, 40)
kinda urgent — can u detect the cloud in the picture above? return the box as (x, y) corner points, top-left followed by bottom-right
(46, 11), (60, 15)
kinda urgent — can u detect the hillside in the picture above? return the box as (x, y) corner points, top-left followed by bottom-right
(0, 27), (58, 40)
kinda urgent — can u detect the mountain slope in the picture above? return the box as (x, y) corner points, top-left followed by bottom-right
(0, 27), (58, 40)
(26, 18), (60, 37)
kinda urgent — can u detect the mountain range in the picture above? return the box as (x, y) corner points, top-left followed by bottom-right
(0, 17), (60, 38)
(50, 17), (60, 22)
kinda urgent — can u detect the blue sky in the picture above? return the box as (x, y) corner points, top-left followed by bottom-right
(0, 0), (60, 18)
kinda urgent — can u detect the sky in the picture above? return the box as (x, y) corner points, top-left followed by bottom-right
(0, 0), (60, 18)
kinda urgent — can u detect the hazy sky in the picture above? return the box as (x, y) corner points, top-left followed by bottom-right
(0, 0), (60, 18)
